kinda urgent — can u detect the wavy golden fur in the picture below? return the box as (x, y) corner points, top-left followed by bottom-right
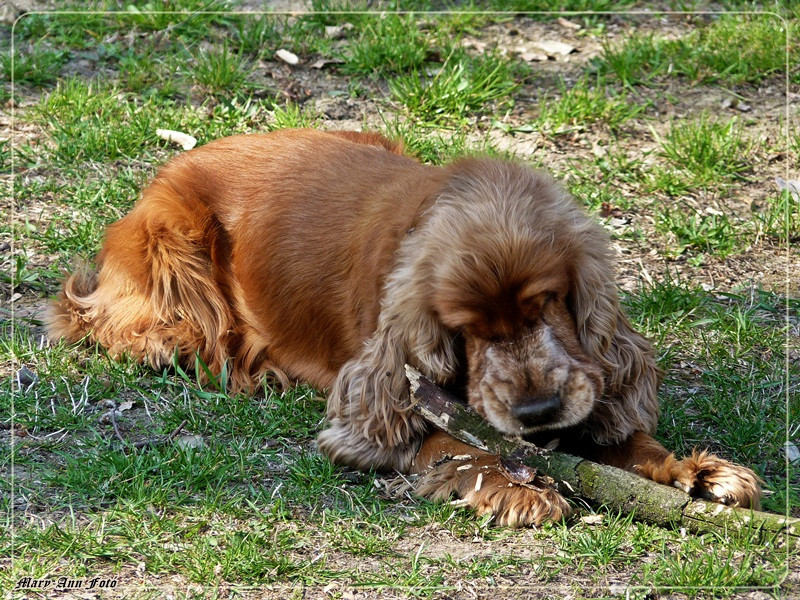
(48, 129), (761, 525)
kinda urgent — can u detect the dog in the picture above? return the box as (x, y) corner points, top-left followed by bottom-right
(48, 128), (761, 525)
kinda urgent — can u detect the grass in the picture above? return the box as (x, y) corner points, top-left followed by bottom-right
(753, 189), (800, 243)
(389, 49), (527, 125)
(338, 14), (432, 78)
(187, 43), (254, 94)
(555, 511), (639, 567)
(2, 6), (798, 598)
(118, 0), (233, 33)
(1, 43), (68, 86)
(534, 75), (647, 134)
(591, 15), (798, 87)
(650, 113), (753, 187)
(624, 279), (795, 513)
(30, 80), (283, 168)
(655, 207), (740, 260)
(634, 536), (786, 596)
(34, 80), (170, 164)
(231, 14), (286, 58)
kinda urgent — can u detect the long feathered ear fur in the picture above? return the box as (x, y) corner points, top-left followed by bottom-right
(317, 225), (461, 473)
(317, 326), (426, 472)
(570, 236), (661, 445)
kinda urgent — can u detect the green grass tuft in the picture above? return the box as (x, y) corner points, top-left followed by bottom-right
(231, 14), (286, 58)
(535, 76), (647, 134)
(651, 113), (752, 188)
(655, 206), (740, 259)
(339, 14), (431, 78)
(187, 43), (254, 95)
(390, 49), (526, 124)
(591, 15), (797, 86)
(1, 43), (68, 86)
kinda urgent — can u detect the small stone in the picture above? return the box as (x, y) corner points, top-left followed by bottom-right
(174, 434), (205, 450)
(16, 366), (38, 388)
(532, 40), (575, 57)
(276, 49), (299, 65)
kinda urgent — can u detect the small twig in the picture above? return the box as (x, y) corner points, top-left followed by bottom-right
(130, 419), (188, 450)
(166, 419), (188, 442)
(79, 376), (90, 414)
(62, 376), (77, 412)
(140, 390), (155, 423)
(110, 408), (126, 447)
(40, 428), (66, 440)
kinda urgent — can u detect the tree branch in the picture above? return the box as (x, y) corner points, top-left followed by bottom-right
(406, 365), (798, 547)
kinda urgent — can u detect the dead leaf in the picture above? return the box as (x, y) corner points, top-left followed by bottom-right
(118, 400), (134, 412)
(591, 141), (607, 158)
(461, 39), (488, 53)
(275, 49), (299, 65)
(784, 441), (800, 464)
(0, 3), (17, 25)
(776, 176), (800, 200)
(311, 58), (344, 69)
(607, 217), (628, 228)
(324, 23), (352, 38)
(581, 514), (604, 525)
(99, 410), (123, 424)
(174, 434), (205, 450)
(721, 96), (751, 112)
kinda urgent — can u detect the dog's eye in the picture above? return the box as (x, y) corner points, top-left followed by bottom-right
(520, 292), (552, 314)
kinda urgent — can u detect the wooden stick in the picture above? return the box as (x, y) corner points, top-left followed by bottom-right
(110, 412), (188, 451)
(405, 365), (799, 547)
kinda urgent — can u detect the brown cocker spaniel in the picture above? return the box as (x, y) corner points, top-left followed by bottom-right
(48, 129), (761, 525)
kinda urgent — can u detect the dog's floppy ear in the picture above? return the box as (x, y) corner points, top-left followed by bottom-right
(318, 260), (460, 472)
(570, 245), (661, 445)
(318, 322), (429, 473)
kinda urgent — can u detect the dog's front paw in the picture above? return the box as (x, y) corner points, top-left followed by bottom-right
(416, 454), (570, 526)
(636, 450), (761, 509)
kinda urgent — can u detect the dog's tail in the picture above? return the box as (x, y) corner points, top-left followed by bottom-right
(45, 174), (245, 384)
(46, 261), (101, 345)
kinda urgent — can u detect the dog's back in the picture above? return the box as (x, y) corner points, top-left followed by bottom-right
(47, 129), (437, 391)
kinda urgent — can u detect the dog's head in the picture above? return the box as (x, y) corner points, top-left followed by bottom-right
(433, 257), (603, 435)
(327, 159), (660, 472)
(423, 159), (660, 441)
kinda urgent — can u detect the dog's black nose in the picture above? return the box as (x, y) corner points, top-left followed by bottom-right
(512, 396), (561, 426)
